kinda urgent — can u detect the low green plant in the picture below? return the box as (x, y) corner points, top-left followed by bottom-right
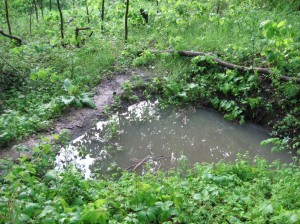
(132, 51), (156, 67)
(138, 51), (299, 150)
(121, 81), (139, 102)
(60, 79), (96, 109)
(1, 142), (299, 223)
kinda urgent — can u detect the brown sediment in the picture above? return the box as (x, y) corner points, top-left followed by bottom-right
(0, 70), (140, 160)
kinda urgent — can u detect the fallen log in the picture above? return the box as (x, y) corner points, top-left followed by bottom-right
(140, 50), (300, 84)
(0, 30), (24, 45)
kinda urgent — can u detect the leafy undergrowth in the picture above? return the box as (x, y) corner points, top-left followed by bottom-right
(121, 52), (300, 153)
(1, 0), (300, 147)
(0, 40), (117, 147)
(0, 141), (299, 223)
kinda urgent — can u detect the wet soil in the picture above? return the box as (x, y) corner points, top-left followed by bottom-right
(0, 68), (151, 160)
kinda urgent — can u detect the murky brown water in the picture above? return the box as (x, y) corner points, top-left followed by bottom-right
(55, 101), (294, 178)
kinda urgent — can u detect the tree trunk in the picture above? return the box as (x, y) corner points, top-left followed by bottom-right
(5, 0), (12, 35)
(33, 0), (39, 21)
(85, 0), (90, 23)
(57, 0), (64, 39)
(101, 0), (105, 30)
(125, 0), (129, 41)
(29, 11), (32, 34)
(216, 0), (221, 14)
(40, 0), (44, 18)
(156, 0), (159, 13)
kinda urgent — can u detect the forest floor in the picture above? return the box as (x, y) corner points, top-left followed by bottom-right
(0, 68), (153, 160)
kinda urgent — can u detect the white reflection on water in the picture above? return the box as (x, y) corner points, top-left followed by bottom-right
(55, 100), (294, 178)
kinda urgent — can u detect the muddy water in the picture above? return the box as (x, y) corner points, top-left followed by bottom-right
(55, 101), (293, 178)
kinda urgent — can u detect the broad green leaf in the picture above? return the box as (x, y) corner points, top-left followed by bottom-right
(24, 203), (39, 216)
(43, 218), (56, 224)
(0, 132), (8, 138)
(187, 83), (199, 89)
(74, 98), (84, 108)
(137, 211), (147, 222)
(69, 211), (81, 224)
(19, 192), (28, 199)
(45, 170), (58, 182)
(63, 79), (73, 92)
(38, 69), (48, 80)
(178, 92), (187, 97)
(53, 196), (68, 207)
(19, 213), (31, 222)
(228, 216), (243, 224)
(79, 94), (96, 109)
(261, 203), (273, 214)
(290, 214), (299, 223)
(81, 208), (108, 224)
(94, 199), (106, 208)
(193, 193), (201, 200)
(61, 95), (75, 106)
(30, 73), (38, 81)
(68, 85), (75, 95)
(38, 205), (55, 218)
(277, 20), (286, 28)
(146, 209), (156, 222)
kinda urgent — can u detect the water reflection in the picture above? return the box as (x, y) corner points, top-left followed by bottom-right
(55, 101), (293, 178)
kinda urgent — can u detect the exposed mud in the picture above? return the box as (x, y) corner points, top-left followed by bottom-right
(0, 68), (152, 160)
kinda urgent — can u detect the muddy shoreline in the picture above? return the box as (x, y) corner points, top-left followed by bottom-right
(0, 69), (149, 160)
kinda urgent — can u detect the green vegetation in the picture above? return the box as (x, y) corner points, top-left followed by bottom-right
(127, 53), (299, 152)
(1, 141), (300, 223)
(1, 0), (300, 222)
(1, 0), (299, 148)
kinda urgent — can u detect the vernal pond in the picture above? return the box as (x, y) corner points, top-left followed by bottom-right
(55, 101), (294, 178)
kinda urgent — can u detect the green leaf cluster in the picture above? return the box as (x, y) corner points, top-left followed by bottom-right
(1, 142), (300, 223)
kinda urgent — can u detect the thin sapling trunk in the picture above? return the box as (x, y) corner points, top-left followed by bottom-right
(40, 0), (44, 18)
(85, 0), (90, 23)
(57, 0), (64, 40)
(33, 0), (39, 21)
(101, 0), (105, 30)
(125, 0), (129, 41)
(5, 0), (12, 35)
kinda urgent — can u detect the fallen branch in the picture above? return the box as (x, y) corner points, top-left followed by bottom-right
(127, 154), (151, 171)
(75, 27), (92, 47)
(75, 27), (91, 36)
(0, 29), (24, 45)
(141, 50), (300, 84)
(126, 153), (168, 172)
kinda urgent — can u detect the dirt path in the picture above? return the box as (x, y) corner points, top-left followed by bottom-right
(0, 71), (133, 160)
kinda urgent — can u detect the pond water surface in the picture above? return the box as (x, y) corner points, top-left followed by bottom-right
(55, 101), (294, 178)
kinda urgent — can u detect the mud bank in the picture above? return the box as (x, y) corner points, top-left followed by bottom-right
(0, 69), (149, 159)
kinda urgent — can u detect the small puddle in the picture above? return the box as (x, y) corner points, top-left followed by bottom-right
(55, 101), (294, 178)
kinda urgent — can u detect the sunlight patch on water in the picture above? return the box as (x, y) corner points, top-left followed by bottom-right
(55, 101), (293, 178)
(55, 100), (159, 178)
